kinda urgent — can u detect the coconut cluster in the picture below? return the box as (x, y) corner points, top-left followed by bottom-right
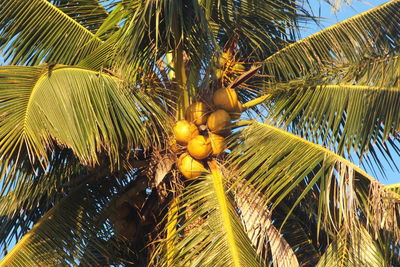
(173, 88), (242, 179)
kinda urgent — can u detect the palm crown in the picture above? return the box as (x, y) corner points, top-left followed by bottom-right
(0, 0), (399, 266)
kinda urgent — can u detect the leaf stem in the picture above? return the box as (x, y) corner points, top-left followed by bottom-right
(242, 94), (271, 111)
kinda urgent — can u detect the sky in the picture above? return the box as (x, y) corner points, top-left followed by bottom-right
(0, 0), (397, 184)
(302, 0), (386, 37)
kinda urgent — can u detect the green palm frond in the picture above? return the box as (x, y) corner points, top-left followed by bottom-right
(0, 64), (168, 168)
(273, 202), (323, 266)
(49, 0), (108, 33)
(155, 166), (260, 267)
(332, 55), (400, 88)
(386, 183), (400, 196)
(199, 0), (304, 59)
(78, 31), (121, 70)
(0, 172), (134, 266)
(316, 227), (385, 267)
(263, 0), (400, 82)
(270, 84), (400, 166)
(234, 182), (299, 266)
(113, 0), (306, 81)
(229, 122), (400, 238)
(0, 0), (103, 65)
(0, 149), (84, 251)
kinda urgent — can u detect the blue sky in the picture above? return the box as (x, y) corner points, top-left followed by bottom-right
(302, 0), (386, 37)
(0, 0), (397, 184)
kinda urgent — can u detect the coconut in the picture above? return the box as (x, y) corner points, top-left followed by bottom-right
(177, 153), (205, 179)
(213, 88), (239, 112)
(186, 102), (209, 125)
(209, 133), (226, 155)
(173, 120), (199, 145)
(207, 109), (231, 133)
(187, 135), (212, 159)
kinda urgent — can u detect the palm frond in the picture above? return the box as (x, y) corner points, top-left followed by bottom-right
(273, 202), (323, 266)
(0, 64), (168, 168)
(386, 183), (400, 196)
(49, 0), (109, 33)
(199, 0), (305, 59)
(269, 83), (400, 170)
(263, 0), (400, 82)
(0, 0), (103, 65)
(78, 31), (120, 70)
(331, 55), (400, 88)
(0, 149), (83, 252)
(316, 226), (385, 267)
(229, 122), (400, 239)
(0, 171), (136, 266)
(154, 167), (261, 267)
(234, 181), (299, 267)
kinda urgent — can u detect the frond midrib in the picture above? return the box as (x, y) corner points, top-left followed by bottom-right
(21, 66), (122, 159)
(42, 0), (102, 43)
(253, 121), (374, 181)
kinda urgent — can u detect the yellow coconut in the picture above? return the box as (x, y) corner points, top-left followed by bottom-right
(173, 120), (199, 145)
(187, 135), (212, 159)
(213, 88), (239, 112)
(186, 102), (209, 125)
(177, 153), (205, 179)
(209, 133), (226, 155)
(207, 109), (231, 133)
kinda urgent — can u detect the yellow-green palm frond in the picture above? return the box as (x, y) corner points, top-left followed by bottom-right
(316, 226), (385, 267)
(199, 0), (305, 59)
(0, 64), (168, 168)
(49, 0), (109, 34)
(272, 202), (323, 265)
(0, 171), (137, 266)
(234, 182), (299, 266)
(154, 167), (261, 267)
(386, 183), (400, 196)
(229, 122), (400, 239)
(78, 5), (130, 70)
(263, 0), (400, 82)
(0, 0), (103, 65)
(0, 149), (84, 251)
(270, 84), (400, 169)
(331, 55), (400, 88)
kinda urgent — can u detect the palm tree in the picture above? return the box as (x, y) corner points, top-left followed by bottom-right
(0, 0), (399, 265)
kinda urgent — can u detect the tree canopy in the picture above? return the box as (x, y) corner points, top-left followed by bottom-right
(0, 0), (399, 266)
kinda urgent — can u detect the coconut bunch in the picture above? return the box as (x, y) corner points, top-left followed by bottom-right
(172, 87), (242, 179)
